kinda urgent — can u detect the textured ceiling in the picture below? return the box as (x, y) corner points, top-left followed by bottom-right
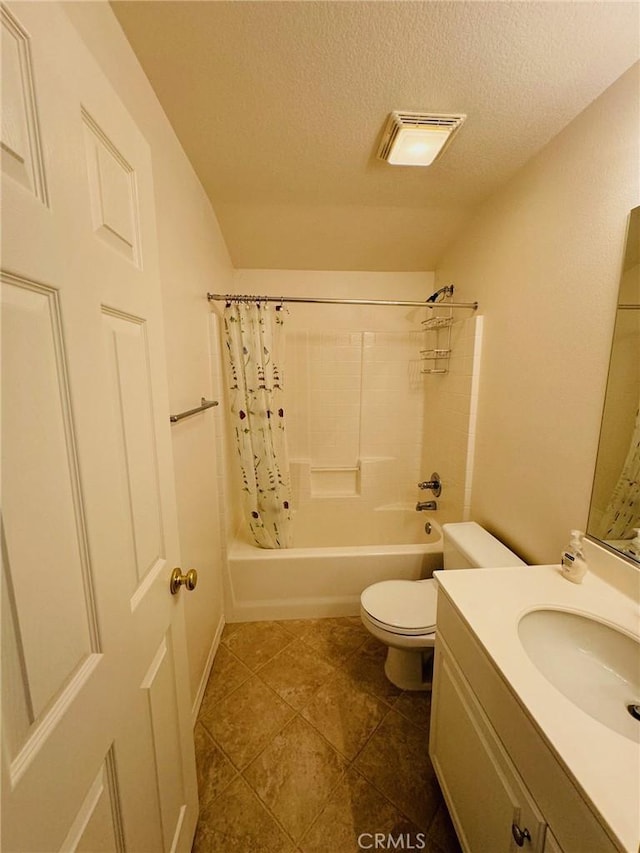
(111, 1), (640, 271)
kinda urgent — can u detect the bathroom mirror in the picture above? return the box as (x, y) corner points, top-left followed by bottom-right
(587, 207), (640, 563)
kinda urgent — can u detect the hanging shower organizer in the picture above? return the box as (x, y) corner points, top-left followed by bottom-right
(420, 285), (474, 375)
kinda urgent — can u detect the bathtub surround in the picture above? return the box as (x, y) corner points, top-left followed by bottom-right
(217, 271), (484, 620)
(286, 315), (481, 517)
(223, 302), (293, 548)
(420, 315), (484, 524)
(227, 271), (480, 521)
(219, 272), (433, 531)
(287, 328), (425, 507)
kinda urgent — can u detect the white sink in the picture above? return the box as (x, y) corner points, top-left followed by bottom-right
(518, 608), (640, 742)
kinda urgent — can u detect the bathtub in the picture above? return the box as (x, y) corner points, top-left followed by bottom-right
(224, 502), (443, 622)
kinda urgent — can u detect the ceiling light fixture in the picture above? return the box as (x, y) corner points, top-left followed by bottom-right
(377, 111), (466, 167)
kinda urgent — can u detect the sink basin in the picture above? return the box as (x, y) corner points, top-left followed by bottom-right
(518, 608), (640, 742)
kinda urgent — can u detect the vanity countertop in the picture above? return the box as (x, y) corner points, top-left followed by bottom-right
(434, 562), (640, 853)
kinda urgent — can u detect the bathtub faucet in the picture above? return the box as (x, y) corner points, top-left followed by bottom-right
(416, 500), (437, 512)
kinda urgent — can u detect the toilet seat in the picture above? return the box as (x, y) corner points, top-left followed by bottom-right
(360, 579), (437, 636)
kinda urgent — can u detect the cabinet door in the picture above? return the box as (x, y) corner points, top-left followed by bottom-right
(543, 830), (564, 853)
(430, 639), (547, 853)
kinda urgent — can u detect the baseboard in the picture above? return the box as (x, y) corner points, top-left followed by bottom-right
(225, 596), (360, 623)
(191, 614), (225, 727)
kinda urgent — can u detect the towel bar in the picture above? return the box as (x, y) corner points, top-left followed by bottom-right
(169, 398), (218, 423)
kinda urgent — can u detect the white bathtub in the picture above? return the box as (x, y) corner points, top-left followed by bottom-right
(224, 503), (443, 622)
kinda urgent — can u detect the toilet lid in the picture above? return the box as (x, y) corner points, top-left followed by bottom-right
(361, 579), (438, 635)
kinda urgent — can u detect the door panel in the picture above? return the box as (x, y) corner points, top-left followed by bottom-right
(1, 3), (197, 851)
(101, 307), (165, 595)
(0, 5), (48, 203)
(1, 274), (99, 719)
(82, 109), (141, 266)
(59, 752), (124, 853)
(142, 632), (189, 852)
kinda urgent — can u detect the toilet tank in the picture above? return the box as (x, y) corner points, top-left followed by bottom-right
(443, 522), (526, 570)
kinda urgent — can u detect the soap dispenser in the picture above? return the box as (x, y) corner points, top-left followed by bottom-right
(560, 529), (588, 584)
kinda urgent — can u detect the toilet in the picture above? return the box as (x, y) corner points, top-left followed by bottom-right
(360, 522), (525, 690)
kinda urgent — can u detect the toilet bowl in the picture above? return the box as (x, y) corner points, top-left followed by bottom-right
(360, 522), (525, 690)
(360, 578), (438, 690)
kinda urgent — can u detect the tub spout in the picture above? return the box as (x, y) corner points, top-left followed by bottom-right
(416, 501), (437, 512)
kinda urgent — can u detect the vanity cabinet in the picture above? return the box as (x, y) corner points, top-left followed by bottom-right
(429, 592), (618, 853)
(431, 638), (547, 852)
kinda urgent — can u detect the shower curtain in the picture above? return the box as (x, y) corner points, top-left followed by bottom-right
(599, 401), (640, 540)
(223, 301), (293, 548)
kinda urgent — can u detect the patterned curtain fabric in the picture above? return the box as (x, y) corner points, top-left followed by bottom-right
(600, 401), (640, 540)
(223, 301), (293, 548)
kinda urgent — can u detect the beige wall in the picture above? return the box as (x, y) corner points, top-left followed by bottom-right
(435, 64), (640, 564)
(64, 2), (234, 712)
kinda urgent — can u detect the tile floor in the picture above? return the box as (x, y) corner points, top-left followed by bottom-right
(192, 617), (462, 853)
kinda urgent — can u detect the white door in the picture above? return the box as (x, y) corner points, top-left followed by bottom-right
(1, 3), (198, 851)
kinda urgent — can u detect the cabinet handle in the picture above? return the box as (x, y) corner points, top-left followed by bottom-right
(511, 823), (532, 847)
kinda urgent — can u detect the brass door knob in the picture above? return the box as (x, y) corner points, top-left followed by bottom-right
(170, 568), (198, 595)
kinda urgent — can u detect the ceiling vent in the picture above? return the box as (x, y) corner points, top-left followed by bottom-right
(377, 111), (466, 166)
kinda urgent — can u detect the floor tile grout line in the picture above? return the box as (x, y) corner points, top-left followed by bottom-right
(241, 767), (346, 850)
(196, 619), (451, 851)
(252, 633), (379, 707)
(348, 762), (433, 836)
(337, 643), (406, 706)
(234, 768), (301, 849)
(294, 703), (364, 765)
(239, 707), (304, 772)
(198, 682), (296, 777)
(221, 628), (298, 674)
(347, 763), (433, 837)
(251, 633), (304, 675)
(253, 669), (337, 716)
(342, 697), (397, 766)
(205, 625), (430, 743)
(243, 637), (299, 681)
(295, 760), (352, 849)
(193, 722), (241, 805)
(335, 665), (403, 711)
(198, 645), (254, 712)
(238, 709), (350, 848)
(195, 720), (244, 776)
(348, 705), (440, 834)
(248, 639), (417, 760)
(250, 636), (340, 710)
(297, 691), (392, 765)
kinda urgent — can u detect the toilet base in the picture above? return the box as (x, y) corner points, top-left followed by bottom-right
(384, 646), (434, 691)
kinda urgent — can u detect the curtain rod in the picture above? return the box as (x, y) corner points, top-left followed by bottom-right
(206, 292), (479, 310)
